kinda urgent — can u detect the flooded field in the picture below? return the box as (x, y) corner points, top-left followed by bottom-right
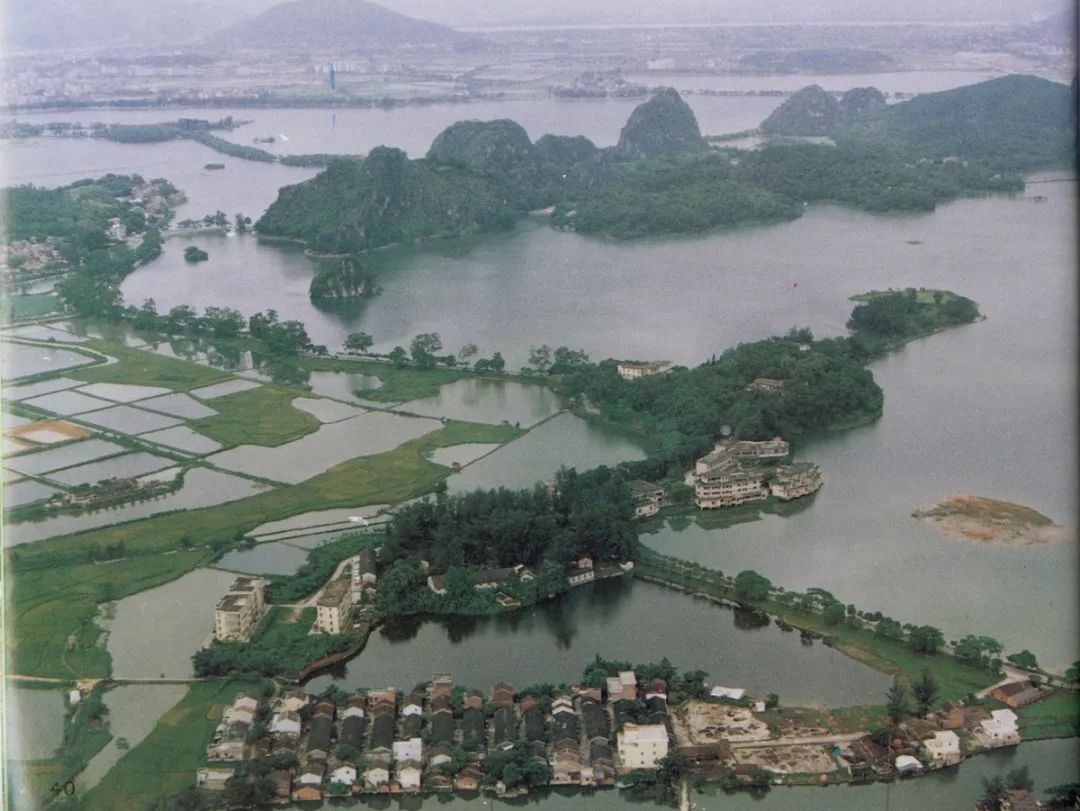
(3, 438), (127, 476)
(4, 376), (83, 400)
(76, 405), (184, 434)
(75, 383), (171, 402)
(249, 503), (389, 539)
(188, 378), (261, 399)
(1, 342), (95, 379)
(1, 480), (60, 509)
(140, 425), (222, 454)
(291, 396), (367, 423)
(303, 370), (384, 402)
(21, 389), (114, 416)
(136, 392), (219, 420)
(206, 410), (440, 484)
(43, 451), (175, 486)
(5, 468), (272, 546)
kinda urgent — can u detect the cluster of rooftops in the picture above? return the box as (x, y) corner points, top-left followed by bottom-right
(198, 669), (676, 800)
(690, 438), (823, 510)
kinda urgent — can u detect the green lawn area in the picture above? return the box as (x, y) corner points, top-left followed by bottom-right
(192, 384), (322, 447)
(1014, 691), (1080, 740)
(79, 679), (265, 811)
(5, 292), (61, 320)
(7, 420), (519, 679)
(70, 340), (230, 391)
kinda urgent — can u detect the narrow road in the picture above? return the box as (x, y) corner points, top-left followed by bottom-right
(730, 731), (864, 749)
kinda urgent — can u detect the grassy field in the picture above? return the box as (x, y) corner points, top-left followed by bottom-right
(192, 384), (322, 447)
(1014, 691), (1080, 739)
(756, 705), (887, 736)
(69, 340), (230, 391)
(7, 420), (519, 679)
(7, 549), (213, 679)
(79, 678), (265, 811)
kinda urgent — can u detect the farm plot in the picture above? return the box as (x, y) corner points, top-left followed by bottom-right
(135, 393), (218, 420)
(188, 379), (260, 399)
(76, 383), (172, 402)
(140, 426), (222, 455)
(76, 406), (183, 435)
(21, 389), (114, 416)
(3, 377), (83, 401)
(3, 439), (128, 476)
(43, 452), (176, 487)
(291, 396), (367, 423)
(6, 421), (90, 445)
(1, 342), (96, 379)
(2, 479), (61, 509)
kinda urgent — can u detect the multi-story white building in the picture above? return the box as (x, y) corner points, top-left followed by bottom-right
(616, 360), (673, 380)
(617, 723), (669, 771)
(768, 463), (824, 501)
(213, 577), (267, 642)
(315, 577), (353, 634)
(693, 456), (768, 509)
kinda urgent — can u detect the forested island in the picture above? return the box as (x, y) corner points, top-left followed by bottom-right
(255, 75), (1076, 251)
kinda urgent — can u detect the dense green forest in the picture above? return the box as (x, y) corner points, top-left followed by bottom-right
(382, 466), (636, 571)
(257, 76), (1069, 250)
(309, 257), (376, 301)
(764, 74), (1076, 173)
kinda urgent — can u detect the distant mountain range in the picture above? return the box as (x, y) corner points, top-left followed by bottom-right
(3, 0), (467, 53)
(210, 0), (469, 52)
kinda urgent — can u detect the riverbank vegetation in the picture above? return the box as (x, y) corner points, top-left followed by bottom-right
(78, 678), (266, 811)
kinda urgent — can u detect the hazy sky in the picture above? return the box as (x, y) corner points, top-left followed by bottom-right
(226, 0), (1065, 27)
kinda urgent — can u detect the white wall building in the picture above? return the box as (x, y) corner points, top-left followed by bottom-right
(617, 723), (669, 771)
(922, 730), (962, 766)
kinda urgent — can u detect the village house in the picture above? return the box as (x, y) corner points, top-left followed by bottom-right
(709, 686), (747, 702)
(455, 764), (484, 791)
(991, 681), (1049, 708)
(213, 577), (267, 642)
(617, 723), (669, 771)
(979, 709), (1021, 746)
(196, 768), (234, 791)
(315, 577), (353, 634)
(895, 755), (923, 775)
(397, 762), (422, 791)
(393, 738), (423, 765)
(629, 480), (666, 518)
(363, 762), (390, 791)
(922, 730), (962, 766)
(330, 764), (357, 788)
(270, 769), (292, 800)
(490, 682), (515, 709)
(495, 592), (523, 609)
(566, 557), (596, 587)
(616, 360), (673, 380)
(350, 548), (378, 599)
(430, 742), (453, 768)
(768, 462), (824, 501)
(306, 714), (333, 761)
(295, 761), (325, 801)
(270, 710), (301, 739)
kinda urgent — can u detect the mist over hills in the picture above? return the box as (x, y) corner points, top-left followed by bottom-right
(211, 0), (469, 52)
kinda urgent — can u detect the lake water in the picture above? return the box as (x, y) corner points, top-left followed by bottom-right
(105, 567), (237, 678)
(445, 412), (647, 494)
(215, 540), (313, 576)
(399, 378), (563, 427)
(306, 577), (891, 707)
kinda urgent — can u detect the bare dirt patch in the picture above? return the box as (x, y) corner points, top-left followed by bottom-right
(675, 700), (770, 745)
(734, 744), (837, 774)
(914, 493), (1072, 547)
(7, 420), (90, 444)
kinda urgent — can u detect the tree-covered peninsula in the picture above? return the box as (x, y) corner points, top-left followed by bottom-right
(255, 75), (1074, 250)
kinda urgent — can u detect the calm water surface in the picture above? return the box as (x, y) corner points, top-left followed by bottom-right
(3, 686), (65, 760)
(306, 577), (891, 707)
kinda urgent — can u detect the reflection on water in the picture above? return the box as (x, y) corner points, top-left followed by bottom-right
(306, 578), (890, 707)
